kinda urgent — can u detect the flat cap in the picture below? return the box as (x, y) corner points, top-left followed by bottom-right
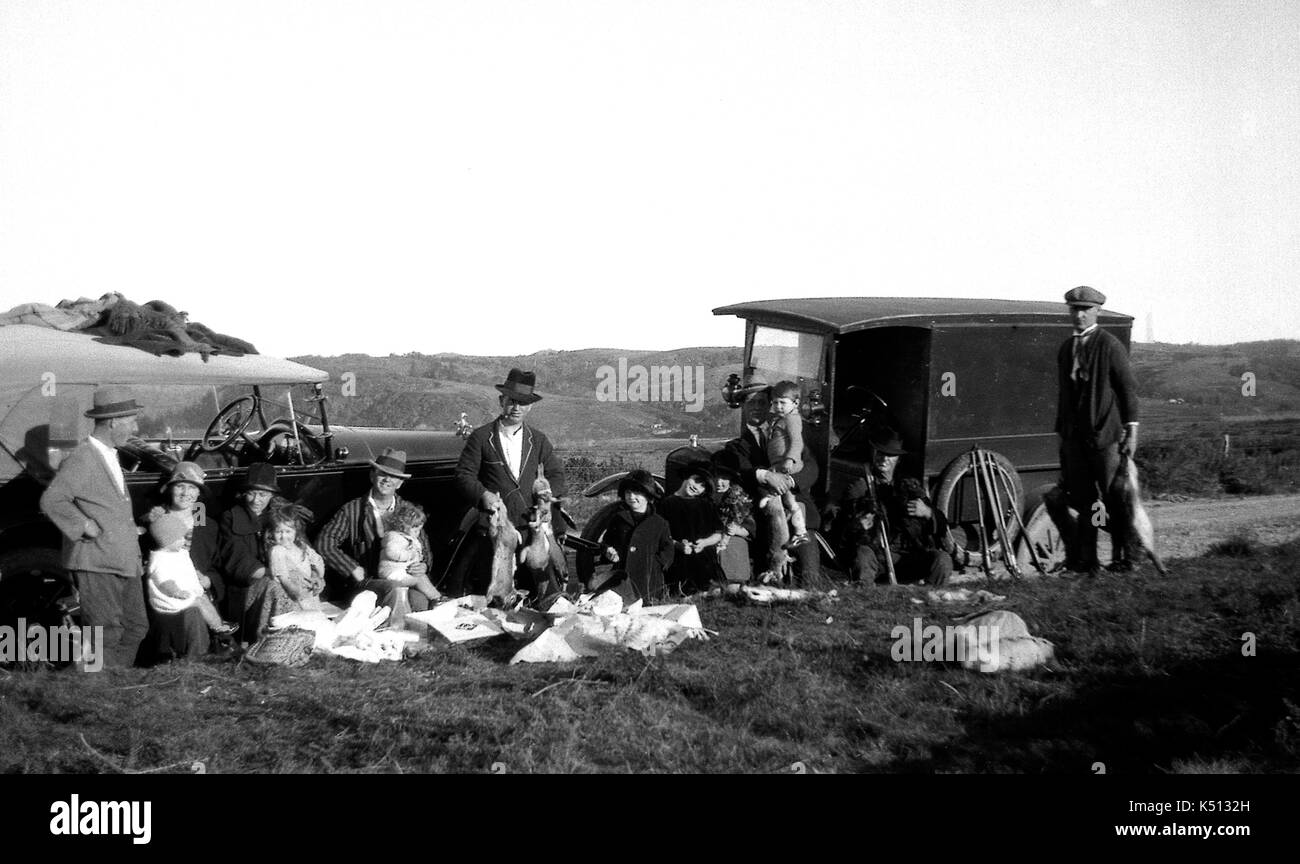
(1064, 286), (1106, 307)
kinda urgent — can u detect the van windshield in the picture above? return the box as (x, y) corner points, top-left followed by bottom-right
(748, 326), (824, 385)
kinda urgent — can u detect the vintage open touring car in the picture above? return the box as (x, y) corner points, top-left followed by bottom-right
(0, 324), (466, 625)
(583, 297), (1134, 579)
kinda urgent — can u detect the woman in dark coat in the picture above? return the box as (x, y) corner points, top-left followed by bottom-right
(217, 463), (282, 643)
(137, 461), (225, 663)
(597, 469), (675, 603)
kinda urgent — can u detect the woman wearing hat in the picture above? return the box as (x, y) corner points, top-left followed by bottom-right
(595, 469), (675, 602)
(138, 462), (227, 661)
(217, 463), (284, 642)
(657, 461), (724, 594)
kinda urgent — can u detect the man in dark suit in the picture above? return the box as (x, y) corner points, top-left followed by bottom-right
(720, 387), (822, 585)
(1049, 285), (1140, 576)
(40, 387), (148, 668)
(453, 369), (567, 598)
(452, 371), (564, 600)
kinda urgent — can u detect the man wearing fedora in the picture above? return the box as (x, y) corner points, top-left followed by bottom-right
(838, 425), (953, 586)
(1049, 285), (1140, 577)
(217, 461), (284, 640)
(452, 369), (567, 598)
(317, 448), (435, 610)
(40, 387), (149, 667)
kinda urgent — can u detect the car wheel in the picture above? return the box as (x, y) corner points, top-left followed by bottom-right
(0, 548), (76, 629)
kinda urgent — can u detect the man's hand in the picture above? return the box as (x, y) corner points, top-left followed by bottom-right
(479, 490), (502, 511)
(408, 561), (428, 578)
(1121, 424), (1139, 457)
(756, 469), (794, 494)
(906, 499), (933, 519)
(604, 547), (620, 564)
(83, 519), (102, 539)
(351, 565), (366, 583)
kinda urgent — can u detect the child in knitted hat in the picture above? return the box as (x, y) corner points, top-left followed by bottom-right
(147, 513), (237, 635)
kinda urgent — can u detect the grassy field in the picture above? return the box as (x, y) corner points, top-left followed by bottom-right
(4, 535), (1298, 774)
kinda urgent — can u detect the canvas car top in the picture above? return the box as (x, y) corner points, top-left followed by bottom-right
(0, 325), (329, 482)
(712, 297), (1133, 334)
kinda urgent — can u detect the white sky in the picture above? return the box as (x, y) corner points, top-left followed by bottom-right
(2, 0), (1297, 357)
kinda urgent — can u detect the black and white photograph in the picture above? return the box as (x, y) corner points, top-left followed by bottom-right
(0, 0), (1296, 810)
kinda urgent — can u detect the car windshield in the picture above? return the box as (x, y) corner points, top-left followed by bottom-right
(129, 384), (322, 439)
(748, 325), (824, 385)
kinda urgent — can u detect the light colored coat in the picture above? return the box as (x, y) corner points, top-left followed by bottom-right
(40, 439), (142, 578)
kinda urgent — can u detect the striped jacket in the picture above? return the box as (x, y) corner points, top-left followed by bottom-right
(315, 495), (432, 583)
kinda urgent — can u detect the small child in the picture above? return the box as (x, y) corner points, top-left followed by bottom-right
(715, 485), (755, 583)
(146, 513), (237, 635)
(248, 503), (325, 640)
(761, 380), (809, 547)
(599, 469), (674, 602)
(378, 501), (443, 602)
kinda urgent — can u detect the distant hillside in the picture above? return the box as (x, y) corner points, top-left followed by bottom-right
(284, 339), (1299, 441)
(289, 347), (744, 444)
(1131, 338), (1300, 425)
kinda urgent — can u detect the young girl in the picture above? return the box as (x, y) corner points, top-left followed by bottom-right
(715, 485), (756, 583)
(378, 501), (443, 602)
(598, 469), (675, 602)
(247, 502), (325, 641)
(146, 513), (238, 636)
(656, 461), (724, 594)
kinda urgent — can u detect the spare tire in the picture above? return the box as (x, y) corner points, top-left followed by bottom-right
(932, 451), (1024, 563)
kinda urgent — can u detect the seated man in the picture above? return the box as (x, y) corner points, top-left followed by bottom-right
(719, 387), (822, 586)
(838, 426), (952, 586)
(316, 449), (436, 613)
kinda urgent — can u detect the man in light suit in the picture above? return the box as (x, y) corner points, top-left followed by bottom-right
(453, 369), (567, 598)
(40, 387), (148, 667)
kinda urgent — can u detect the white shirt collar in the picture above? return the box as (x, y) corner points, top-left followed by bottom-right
(1074, 323), (1099, 338)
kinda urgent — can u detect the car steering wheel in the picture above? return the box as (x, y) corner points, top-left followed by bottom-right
(200, 396), (259, 453)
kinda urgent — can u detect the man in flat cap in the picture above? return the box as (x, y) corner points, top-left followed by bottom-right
(40, 387), (148, 667)
(452, 369), (567, 599)
(1049, 286), (1140, 577)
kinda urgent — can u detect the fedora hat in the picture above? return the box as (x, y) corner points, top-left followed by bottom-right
(495, 368), (542, 404)
(1064, 285), (1107, 308)
(242, 462), (280, 493)
(164, 461), (207, 490)
(84, 386), (142, 420)
(869, 425), (908, 456)
(618, 468), (661, 501)
(370, 448), (412, 479)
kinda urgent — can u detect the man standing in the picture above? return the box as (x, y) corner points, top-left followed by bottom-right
(40, 387), (148, 667)
(317, 448), (436, 611)
(453, 369), (567, 598)
(1049, 285), (1140, 576)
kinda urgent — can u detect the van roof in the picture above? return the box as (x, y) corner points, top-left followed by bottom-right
(712, 297), (1133, 335)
